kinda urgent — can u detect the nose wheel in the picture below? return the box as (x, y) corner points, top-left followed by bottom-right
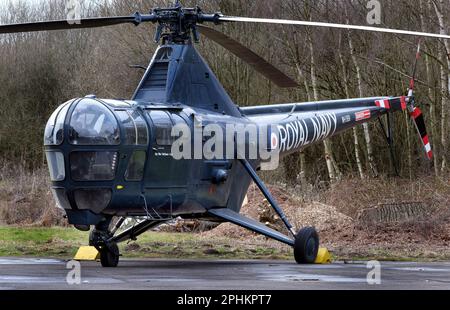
(294, 227), (319, 264)
(99, 242), (119, 268)
(89, 223), (120, 268)
(88, 217), (166, 268)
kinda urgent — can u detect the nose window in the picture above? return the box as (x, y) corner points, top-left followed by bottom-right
(69, 99), (120, 145)
(70, 151), (118, 181)
(45, 151), (65, 181)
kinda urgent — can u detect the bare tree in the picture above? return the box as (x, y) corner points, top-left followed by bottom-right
(432, 0), (449, 173)
(338, 33), (365, 179)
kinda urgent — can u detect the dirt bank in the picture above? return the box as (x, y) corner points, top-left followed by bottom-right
(203, 177), (450, 260)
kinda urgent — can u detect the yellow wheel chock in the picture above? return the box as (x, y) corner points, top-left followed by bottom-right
(74, 246), (100, 261)
(315, 248), (332, 264)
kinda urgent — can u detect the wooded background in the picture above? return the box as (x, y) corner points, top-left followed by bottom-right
(0, 0), (449, 187)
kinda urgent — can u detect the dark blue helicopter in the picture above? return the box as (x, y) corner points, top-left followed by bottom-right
(0, 1), (442, 267)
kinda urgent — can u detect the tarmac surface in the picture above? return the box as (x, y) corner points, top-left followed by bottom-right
(0, 257), (450, 290)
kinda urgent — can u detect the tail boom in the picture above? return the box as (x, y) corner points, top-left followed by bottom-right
(244, 96), (409, 158)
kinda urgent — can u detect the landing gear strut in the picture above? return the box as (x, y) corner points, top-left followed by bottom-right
(239, 159), (319, 264)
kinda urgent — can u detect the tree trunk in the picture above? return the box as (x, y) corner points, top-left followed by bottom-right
(405, 110), (413, 180)
(433, 0), (449, 172)
(425, 51), (440, 176)
(309, 34), (339, 182)
(295, 64), (309, 188)
(347, 30), (379, 177)
(420, 0), (440, 176)
(438, 55), (448, 172)
(338, 34), (365, 179)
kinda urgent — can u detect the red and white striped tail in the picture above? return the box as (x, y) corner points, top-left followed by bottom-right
(375, 99), (391, 109)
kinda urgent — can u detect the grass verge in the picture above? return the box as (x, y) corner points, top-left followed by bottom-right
(0, 226), (292, 260)
(1, 226), (449, 262)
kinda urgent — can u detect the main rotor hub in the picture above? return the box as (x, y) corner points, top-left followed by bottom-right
(147, 6), (222, 44)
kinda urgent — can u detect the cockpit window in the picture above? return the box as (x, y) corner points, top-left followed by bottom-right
(101, 99), (131, 108)
(148, 110), (174, 146)
(69, 99), (120, 145)
(44, 100), (72, 146)
(125, 151), (146, 181)
(116, 110), (148, 145)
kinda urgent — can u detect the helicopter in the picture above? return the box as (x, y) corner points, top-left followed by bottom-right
(0, 1), (446, 267)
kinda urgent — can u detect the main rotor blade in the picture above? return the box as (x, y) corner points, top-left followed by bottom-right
(197, 25), (299, 88)
(0, 16), (144, 34)
(219, 16), (450, 40)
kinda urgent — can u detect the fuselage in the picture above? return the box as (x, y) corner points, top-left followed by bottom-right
(44, 43), (397, 226)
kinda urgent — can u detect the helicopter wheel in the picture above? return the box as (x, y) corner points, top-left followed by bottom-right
(294, 227), (319, 264)
(89, 224), (120, 268)
(99, 242), (119, 268)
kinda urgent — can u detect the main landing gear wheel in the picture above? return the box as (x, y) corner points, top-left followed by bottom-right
(100, 242), (119, 268)
(294, 227), (319, 264)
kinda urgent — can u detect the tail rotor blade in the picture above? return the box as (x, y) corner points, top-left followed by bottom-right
(408, 39), (422, 97)
(410, 107), (433, 160)
(405, 40), (432, 160)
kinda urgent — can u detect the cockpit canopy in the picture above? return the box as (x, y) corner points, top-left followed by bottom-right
(44, 97), (151, 215)
(44, 98), (149, 147)
(69, 99), (120, 145)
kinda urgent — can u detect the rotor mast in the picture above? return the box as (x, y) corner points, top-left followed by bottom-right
(149, 4), (221, 44)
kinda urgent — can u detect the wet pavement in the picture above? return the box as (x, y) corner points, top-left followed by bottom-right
(0, 258), (449, 290)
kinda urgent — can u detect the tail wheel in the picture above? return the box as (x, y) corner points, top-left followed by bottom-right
(100, 242), (119, 268)
(294, 227), (319, 264)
